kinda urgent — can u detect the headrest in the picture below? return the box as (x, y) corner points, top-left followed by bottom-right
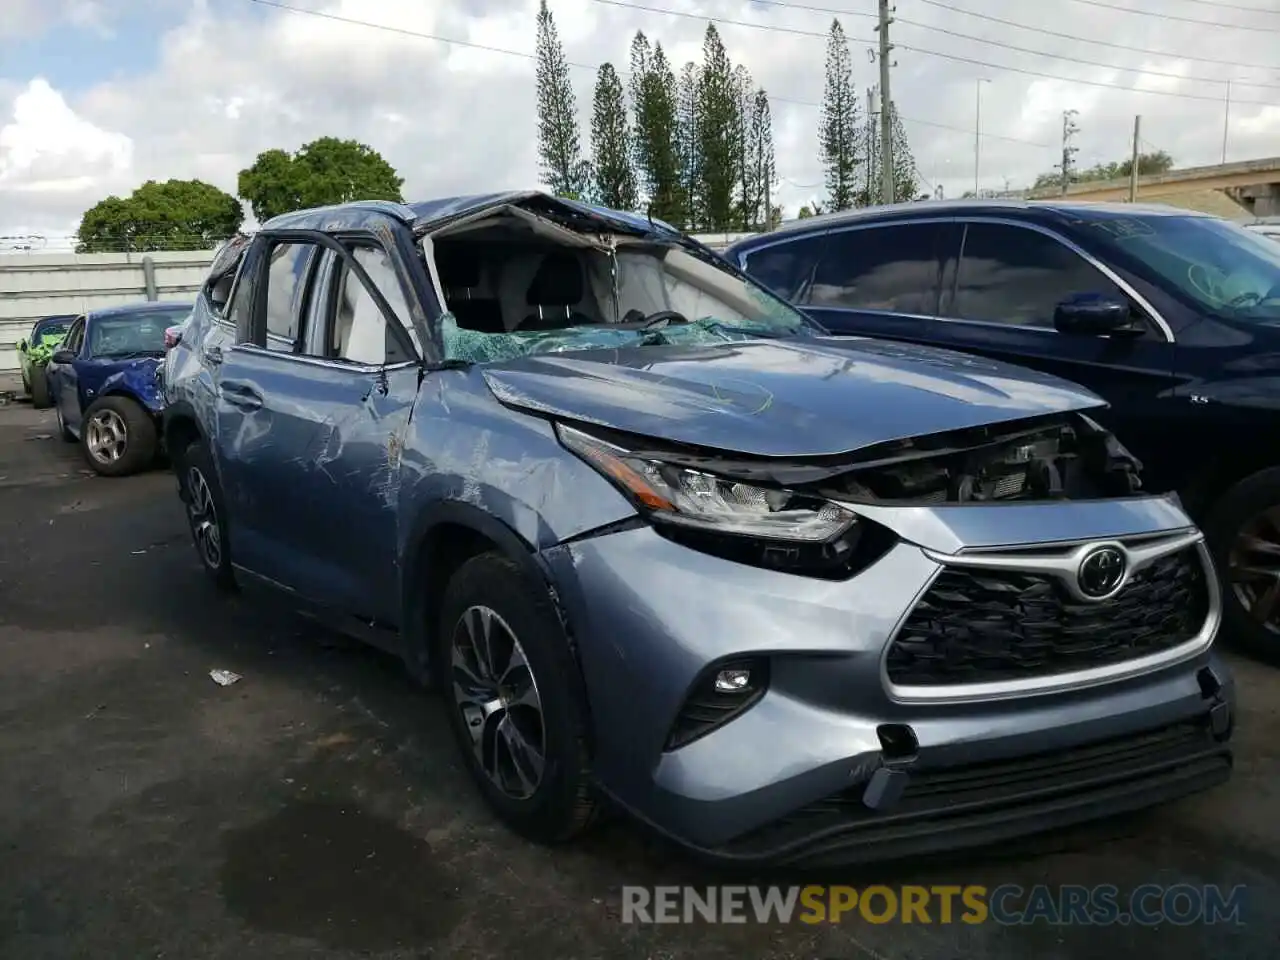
(525, 251), (583, 306)
(434, 246), (482, 289)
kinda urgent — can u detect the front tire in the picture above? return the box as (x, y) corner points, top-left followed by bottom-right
(436, 552), (597, 844)
(1205, 467), (1280, 665)
(177, 441), (235, 590)
(80, 396), (156, 476)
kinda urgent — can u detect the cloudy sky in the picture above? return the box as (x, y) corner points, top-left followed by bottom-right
(2, 0), (1279, 249)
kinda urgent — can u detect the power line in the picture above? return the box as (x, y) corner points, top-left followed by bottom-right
(241, 0), (1048, 150)
(895, 17), (1280, 92)
(1058, 0), (1280, 32)
(909, 0), (1280, 74)
(592, 0), (1280, 106)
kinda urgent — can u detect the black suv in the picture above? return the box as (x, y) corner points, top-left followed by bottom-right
(728, 200), (1280, 663)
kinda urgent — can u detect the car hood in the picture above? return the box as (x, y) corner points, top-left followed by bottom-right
(480, 336), (1106, 458)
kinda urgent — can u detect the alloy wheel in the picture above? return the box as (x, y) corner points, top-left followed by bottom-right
(186, 465), (222, 569)
(85, 409), (128, 464)
(449, 605), (546, 800)
(1228, 507), (1280, 635)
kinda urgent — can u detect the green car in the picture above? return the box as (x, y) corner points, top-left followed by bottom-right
(16, 314), (77, 408)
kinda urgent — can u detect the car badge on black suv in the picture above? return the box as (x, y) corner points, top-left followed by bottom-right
(1077, 545), (1127, 599)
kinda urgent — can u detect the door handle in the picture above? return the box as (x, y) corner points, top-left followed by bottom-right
(219, 380), (263, 411)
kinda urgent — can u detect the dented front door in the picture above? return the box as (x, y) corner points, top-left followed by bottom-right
(216, 353), (416, 622)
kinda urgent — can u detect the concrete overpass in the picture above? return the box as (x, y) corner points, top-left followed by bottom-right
(1029, 156), (1280, 217)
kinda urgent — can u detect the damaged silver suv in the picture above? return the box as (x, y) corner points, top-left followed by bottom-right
(162, 192), (1233, 865)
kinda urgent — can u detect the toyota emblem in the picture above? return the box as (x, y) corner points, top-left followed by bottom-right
(1077, 546), (1127, 599)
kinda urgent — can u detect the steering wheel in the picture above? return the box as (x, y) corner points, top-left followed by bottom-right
(639, 310), (691, 331)
(1230, 291), (1264, 308)
(1187, 263), (1230, 305)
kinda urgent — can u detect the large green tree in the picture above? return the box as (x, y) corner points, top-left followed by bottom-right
(535, 0), (587, 198)
(630, 33), (681, 224)
(821, 19), (861, 211)
(237, 137), (403, 223)
(695, 25), (739, 230)
(590, 63), (637, 210)
(76, 179), (243, 253)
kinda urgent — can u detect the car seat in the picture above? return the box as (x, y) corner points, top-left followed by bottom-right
(520, 251), (593, 331)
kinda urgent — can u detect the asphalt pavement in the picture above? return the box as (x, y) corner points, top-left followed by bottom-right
(1, 395), (1278, 959)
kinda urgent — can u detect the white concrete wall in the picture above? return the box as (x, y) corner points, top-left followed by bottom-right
(0, 249), (216, 372)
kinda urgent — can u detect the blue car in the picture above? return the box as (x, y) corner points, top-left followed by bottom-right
(162, 193), (1231, 865)
(45, 301), (194, 476)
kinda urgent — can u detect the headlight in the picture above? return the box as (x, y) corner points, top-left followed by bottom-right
(556, 423), (856, 542)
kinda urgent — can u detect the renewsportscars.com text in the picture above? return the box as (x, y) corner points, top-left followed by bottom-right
(621, 884), (1247, 926)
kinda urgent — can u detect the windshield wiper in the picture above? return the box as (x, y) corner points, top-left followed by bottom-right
(95, 350), (163, 360)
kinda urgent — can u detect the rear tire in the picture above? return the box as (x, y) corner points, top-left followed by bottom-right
(79, 396), (156, 477)
(55, 404), (75, 442)
(177, 441), (235, 591)
(435, 552), (597, 844)
(1204, 467), (1280, 666)
(30, 371), (51, 409)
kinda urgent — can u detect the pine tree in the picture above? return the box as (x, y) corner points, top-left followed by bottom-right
(591, 63), (636, 210)
(629, 32), (681, 223)
(535, 0), (586, 198)
(863, 100), (919, 203)
(748, 89), (777, 231)
(732, 64), (755, 230)
(889, 104), (919, 201)
(676, 62), (701, 230)
(820, 19), (860, 211)
(696, 25), (738, 230)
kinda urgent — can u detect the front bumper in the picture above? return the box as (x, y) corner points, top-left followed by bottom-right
(540, 493), (1234, 865)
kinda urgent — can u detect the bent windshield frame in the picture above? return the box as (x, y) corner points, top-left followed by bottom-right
(435, 237), (820, 366)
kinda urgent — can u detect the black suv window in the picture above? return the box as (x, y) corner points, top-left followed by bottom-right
(805, 223), (943, 315)
(740, 235), (825, 301)
(264, 242), (317, 349)
(949, 222), (1124, 328)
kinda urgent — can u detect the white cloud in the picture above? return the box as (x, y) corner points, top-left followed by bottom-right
(1, 0), (1280, 241)
(0, 78), (133, 192)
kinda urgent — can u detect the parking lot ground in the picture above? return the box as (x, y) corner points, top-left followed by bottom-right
(1, 398), (1279, 960)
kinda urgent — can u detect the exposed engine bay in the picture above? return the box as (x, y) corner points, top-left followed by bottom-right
(591, 411), (1145, 506)
(812, 413), (1144, 504)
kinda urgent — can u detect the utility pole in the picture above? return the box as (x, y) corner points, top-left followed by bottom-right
(1129, 115), (1141, 202)
(974, 78), (989, 197)
(1222, 80), (1232, 164)
(1059, 109), (1079, 197)
(875, 0), (894, 205)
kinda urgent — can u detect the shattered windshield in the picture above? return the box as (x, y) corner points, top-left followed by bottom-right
(1087, 213), (1280, 321)
(435, 239), (817, 365)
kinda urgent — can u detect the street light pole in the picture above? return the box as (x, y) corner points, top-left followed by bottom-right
(974, 79), (989, 197)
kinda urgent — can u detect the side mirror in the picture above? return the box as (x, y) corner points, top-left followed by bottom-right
(16, 339), (26, 353)
(1053, 292), (1136, 336)
(50, 349), (76, 364)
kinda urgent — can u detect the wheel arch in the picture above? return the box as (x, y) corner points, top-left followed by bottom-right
(401, 501), (585, 695)
(1180, 441), (1280, 521)
(161, 400), (208, 462)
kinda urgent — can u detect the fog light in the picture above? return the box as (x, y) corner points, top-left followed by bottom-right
(714, 668), (751, 693)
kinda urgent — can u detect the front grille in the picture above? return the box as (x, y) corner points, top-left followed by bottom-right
(886, 546), (1209, 687)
